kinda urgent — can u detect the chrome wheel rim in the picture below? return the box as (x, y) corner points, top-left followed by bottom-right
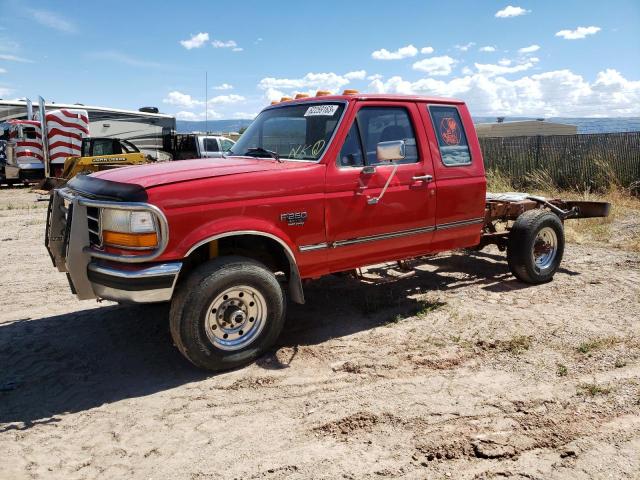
(533, 227), (558, 270)
(205, 285), (267, 351)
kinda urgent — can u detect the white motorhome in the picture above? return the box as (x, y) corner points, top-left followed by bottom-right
(0, 100), (175, 159)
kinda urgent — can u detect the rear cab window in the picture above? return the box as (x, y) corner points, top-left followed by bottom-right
(428, 105), (471, 166)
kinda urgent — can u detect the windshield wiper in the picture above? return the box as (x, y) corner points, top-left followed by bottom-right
(244, 147), (282, 163)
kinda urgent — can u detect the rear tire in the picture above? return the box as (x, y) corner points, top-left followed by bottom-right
(170, 256), (286, 371)
(507, 209), (564, 284)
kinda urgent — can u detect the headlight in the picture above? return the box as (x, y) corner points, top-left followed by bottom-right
(101, 209), (158, 249)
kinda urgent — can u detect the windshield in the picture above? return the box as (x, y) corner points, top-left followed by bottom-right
(229, 102), (345, 161)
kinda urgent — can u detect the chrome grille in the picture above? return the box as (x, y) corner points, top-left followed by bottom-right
(86, 206), (101, 247)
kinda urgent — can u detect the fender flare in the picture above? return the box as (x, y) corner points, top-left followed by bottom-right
(185, 230), (305, 304)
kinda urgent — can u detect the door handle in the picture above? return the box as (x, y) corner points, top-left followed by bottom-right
(412, 174), (433, 182)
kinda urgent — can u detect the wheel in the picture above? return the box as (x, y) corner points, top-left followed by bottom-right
(169, 256), (286, 371)
(507, 209), (564, 284)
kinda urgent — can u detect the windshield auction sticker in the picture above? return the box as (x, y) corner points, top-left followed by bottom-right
(304, 105), (339, 117)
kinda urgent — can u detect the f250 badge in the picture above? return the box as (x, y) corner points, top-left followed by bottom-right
(280, 211), (307, 226)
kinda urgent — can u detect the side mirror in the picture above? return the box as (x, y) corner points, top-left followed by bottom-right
(376, 140), (405, 163)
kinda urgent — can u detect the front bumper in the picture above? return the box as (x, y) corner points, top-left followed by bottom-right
(4, 162), (44, 181)
(87, 262), (181, 303)
(46, 187), (179, 303)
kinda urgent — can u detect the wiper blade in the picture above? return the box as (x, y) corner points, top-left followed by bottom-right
(244, 147), (282, 162)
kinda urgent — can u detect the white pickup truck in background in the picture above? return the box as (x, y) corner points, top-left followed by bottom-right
(169, 134), (236, 160)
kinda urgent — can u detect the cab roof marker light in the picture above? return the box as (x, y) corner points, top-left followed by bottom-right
(280, 96), (293, 102)
(342, 89), (359, 95)
(294, 93), (310, 99)
(270, 100), (279, 105)
(315, 90), (331, 97)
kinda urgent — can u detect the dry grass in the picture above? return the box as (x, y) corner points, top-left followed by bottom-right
(576, 337), (622, 355)
(578, 383), (612, 396)
(486, 170), (640, 252)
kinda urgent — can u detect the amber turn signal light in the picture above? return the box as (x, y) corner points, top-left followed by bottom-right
(103, 231), (158, 249)
(295, 93), (309, 99)
(315, 90), (331, 96)
(342, 89), (359, 95)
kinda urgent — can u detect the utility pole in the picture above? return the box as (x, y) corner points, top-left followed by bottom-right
(205, 71), (208, 134)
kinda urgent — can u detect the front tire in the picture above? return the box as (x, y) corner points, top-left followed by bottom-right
(507, 209), (564, 284)
(170, 256), (286, 371)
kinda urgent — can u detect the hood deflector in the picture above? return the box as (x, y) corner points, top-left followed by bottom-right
(67, 175), (148, 202)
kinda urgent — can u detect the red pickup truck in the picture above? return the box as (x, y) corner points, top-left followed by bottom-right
(46, 92), (609, 371)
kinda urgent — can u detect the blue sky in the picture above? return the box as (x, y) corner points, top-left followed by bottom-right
(1, 0), (639, 119)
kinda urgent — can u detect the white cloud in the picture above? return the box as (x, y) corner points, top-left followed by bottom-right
(475, 57), (539, 77)
(230, 111), (258, 119)
(180, 32), (209, 50)
(0, 68), (6, 74)
(90, 51), (165, 68)
(420, 46), (434, 54)
(175, 109), (222, 121)
(208, 94), (245, 105)
(518, 44), (540, 53)
(0, 54), (33, 63)
(212, 39), (238, 48)
(555, 26), (601, 40)
(455, 42), (476, 52)
(258, 72), (351, 93)
(462, 66), (473, 75)
(163, 91), (204, 109)
(367, 74), (383, 81)
(344, 70), (367, 80)
(412, 56), (457, 76)
(264, 88), (284, 102)
(0, 86), (12, 97)
(479, 46), (496, 52)
(28, 8), (76, 33)
(367, 68), (640, 117)
(371, 44), (418, 60)
(232, 47), (243, 52)
(212, 83), (233, 90)
(498, 58), (512, 66)
(495, 5), (530, 18)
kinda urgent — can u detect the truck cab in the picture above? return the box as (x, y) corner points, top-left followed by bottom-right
(0, 120), (45, 183)
(170, 134), (236, 160)
(45, 92), (608, 371)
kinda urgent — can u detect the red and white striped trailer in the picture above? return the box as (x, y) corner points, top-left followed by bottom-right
(0, 106), (88, 183)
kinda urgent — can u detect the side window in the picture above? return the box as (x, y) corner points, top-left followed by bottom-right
(428, 105), (471, 166)
(203, 138), (219, 152)
(93, 139), (114, 156)
(220, 139), (234, 151)
(357, 107), (418, 165)
(338, 122), (365, 167)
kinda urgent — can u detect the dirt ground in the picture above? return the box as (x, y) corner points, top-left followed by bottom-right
(0, 186), (639, 480)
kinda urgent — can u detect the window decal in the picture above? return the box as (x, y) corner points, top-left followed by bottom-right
(439, 117), (461, 145)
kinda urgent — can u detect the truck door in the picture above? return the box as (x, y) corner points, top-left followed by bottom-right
(420, 104), (486, 251)
(324, 101), (436, 272)
(201, 137), (222, 158)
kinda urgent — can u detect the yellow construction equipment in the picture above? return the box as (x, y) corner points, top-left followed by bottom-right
(60, 137), (149, 178)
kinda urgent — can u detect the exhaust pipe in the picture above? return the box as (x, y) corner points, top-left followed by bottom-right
(38, 96), (50, 179)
